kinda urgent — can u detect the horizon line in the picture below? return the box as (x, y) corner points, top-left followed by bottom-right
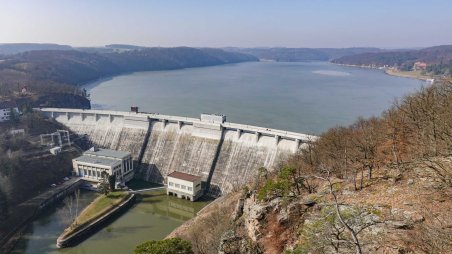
(1, 42), (450, 50)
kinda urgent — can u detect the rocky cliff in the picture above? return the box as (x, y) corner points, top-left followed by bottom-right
(168, 157), (452, 254)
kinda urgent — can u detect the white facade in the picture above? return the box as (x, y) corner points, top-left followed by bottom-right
(200, 113), (226, 123)
(72, 148), (134, 184)
(50, 146), (62, 155)
(0, 107), (19, 122)
(167, 171), (202, 201)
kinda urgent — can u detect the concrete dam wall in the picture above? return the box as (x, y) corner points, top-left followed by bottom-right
(39, 108), (316, 195)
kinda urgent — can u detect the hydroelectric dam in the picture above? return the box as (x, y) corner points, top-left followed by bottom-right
(38, 108), (317, 196)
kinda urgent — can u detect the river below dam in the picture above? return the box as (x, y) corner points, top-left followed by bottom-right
(85, 61), (423, 134)
(11, 188), (209, 254)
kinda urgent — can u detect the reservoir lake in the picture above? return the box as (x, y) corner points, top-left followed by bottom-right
(85, 61), (423, 134)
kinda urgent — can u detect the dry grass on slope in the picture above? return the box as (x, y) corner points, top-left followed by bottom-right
(166, 192), (241, 254)
(339, 159), (452, 253)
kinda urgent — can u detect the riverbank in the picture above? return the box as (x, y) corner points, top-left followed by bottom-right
(0, 178), (83, 253)
(57, 191), (133, 248)
(384, 69), (434, 81)
(333, 62), (435, 81)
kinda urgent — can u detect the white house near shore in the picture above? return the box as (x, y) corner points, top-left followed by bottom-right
(72, 147), (134, 185)
(167, 171), (202, 201)
(0, 101), (19, 122)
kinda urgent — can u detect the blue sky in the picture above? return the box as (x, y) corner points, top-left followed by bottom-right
(1, 0), (451, 48)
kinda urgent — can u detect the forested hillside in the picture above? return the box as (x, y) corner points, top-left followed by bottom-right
(225, 47), (384, 61)
(0, 47), (257, 86)
(333, 45), (452, 75)
(0, 47), (257, 109)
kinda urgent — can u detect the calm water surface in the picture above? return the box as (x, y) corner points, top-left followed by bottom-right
(86, 61), (423, 134)
(12, 190), (208, 254)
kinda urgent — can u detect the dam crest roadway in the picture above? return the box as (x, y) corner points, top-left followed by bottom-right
(38, 108), (317, 196)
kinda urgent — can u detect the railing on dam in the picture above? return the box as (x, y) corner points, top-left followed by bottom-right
(36, 108), (318, 143)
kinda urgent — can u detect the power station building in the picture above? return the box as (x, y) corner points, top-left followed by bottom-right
(72, 148), (134, 184)
(167, 171), (202, 201)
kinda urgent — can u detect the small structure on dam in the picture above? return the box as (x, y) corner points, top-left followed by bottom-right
(167, 171), (202, 201)
(38, 108), (318, 197)
(72, 147), (134, 185)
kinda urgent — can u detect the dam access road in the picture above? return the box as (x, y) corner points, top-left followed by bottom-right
(38, 108), (317, 196)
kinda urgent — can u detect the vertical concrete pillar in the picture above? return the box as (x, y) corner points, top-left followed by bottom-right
(66, 112), (69, 121)
(81, 113), (85, 121)
(275, 135), (280, 146)
(162, 119), (168, 128)
(66, 130), (71, 146)
(255, 132), (261, 142)
(236, 129), (242, 140)
(109, 114), (113, 123)
(94, 113), (98, 122)
(51, 111), (54, 118)
(178, 121), (183, 130)
(294, 139), (301, 153)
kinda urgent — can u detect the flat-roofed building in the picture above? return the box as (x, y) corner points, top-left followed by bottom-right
(167, 171), (202, 201)
(72, 148), (134, 184)
(0, 101), (19, 122)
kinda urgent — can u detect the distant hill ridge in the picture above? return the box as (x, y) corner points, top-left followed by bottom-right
(1, 43), (451, 98)
(0, 47), (258, 86)
(223, 47), (386, 61)
(0, 43), (73, 55)
(332, 45), (452, 73)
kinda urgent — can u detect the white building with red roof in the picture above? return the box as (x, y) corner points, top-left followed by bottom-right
(167, 171), (202, 201)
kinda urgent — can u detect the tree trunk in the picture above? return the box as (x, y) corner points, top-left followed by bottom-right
(328, 177), (363, 254)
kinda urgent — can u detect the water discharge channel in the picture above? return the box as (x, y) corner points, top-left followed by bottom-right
(12, 189), (209, 254)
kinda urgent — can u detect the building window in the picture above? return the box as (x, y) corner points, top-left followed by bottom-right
(188, 187), (193, 191)
(175, 184), (180, 188)
(196, 183), (200, 188)
(84, 169), (87, 176)
(169, 182), (174, 186)
(181, 185), (186, 190)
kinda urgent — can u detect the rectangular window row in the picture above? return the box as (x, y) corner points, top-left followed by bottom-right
(80, 166), (106, 179)
(168, 182), (193, 192)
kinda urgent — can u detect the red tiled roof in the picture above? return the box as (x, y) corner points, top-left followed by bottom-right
(167, 171), (201, 182)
